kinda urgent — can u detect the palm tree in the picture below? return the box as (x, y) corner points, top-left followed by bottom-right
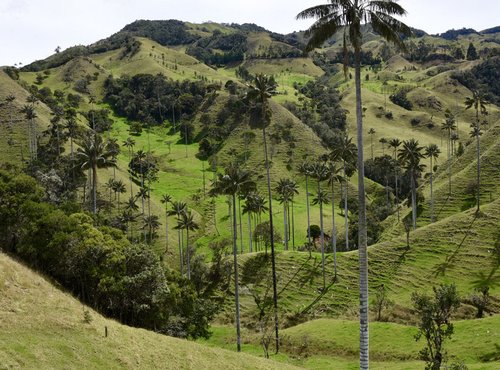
(142, 215), (161, 245)
(388, 138), (402, 221)
(20, 103), (37, 161)
(76, 134), (116, 214)
(246, 73), (280, 352)
(123, 137), (136, 197)
(297, 3), (411, 365)
(368, 128), (376, 160)
(441, 110), (456, 196)
(327, 162), (343, 280)
(425, 144), (440, 222)
(398, 139), (425, 230)
(210, 164), (256, 352)
(168, 201), (187, 275)
(330, 136), (357, 250)
(161, 194), (173, 253)
(174, 211), (199, 279)
(465, 90), (488, 213)
(310, 162), (329, 288)
(379, 137), (388, 156)
(298, 162), (313, 247)
(275, 179), (298, 251)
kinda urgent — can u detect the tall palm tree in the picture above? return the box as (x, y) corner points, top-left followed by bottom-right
(465, 90), (488, 213)
(398, 139), (425, 230)
(441, 110), (456, 196)
(330, 136), (357, 250)
(388, 138), (402, 221)
(210, 164), (256, 352)
(142, 215), (161, 245)
(368, 128), (376, 160)
(310, 162), (330, 288)
(298, 162), (313, 248)
(161, 194), (173, 253)
(76, 134), (116, 214)
(246, 73), (280, 352)
(174, 211), (199, 279)
(275, 179), (298, 251)
(20, 103), (37, 161)
(123, 137), (136, 197)
(298, 3), (411, 366)
(327, 162), (343, 279)
(425, 144), (440, 222)
(112, 180), (126, 208)
(168, 201), (187, 275)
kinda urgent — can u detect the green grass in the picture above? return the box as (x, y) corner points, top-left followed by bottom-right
(0, 252), (299, 369)
(204, 316), (500, 369)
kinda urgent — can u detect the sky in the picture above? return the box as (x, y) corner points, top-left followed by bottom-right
(1, 0), (499, 66)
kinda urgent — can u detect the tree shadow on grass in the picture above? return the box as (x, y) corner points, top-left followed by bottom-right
(433, 213), (478, 277)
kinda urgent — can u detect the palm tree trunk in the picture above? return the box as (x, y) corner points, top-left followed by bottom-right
(291, 201), (295, 251)
(318, 181), (325, 289)
(247, 212), (253, 253)
(331, 181), (337, 279)
(232, 194), (241, 352)
(476, 132), (480, 212)
(178, 229), (183, 276)
(447, 131), (451, 196)
(343, 160), (349, 250)
(186, 229), (191, 280)
(411, 171), (417, 230)
(165, 212), (169, 253)
(355, 48), (369, 370)
(238, 197), (244, 254)
(430, 157), (434, 222)
(262, 126), (279, 353)
(283, 202), (288, 251)
(92, 164), (98, 214)
(305, 174), (311, 249)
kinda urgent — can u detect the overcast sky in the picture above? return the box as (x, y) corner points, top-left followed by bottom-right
(1, 0), (499, 66)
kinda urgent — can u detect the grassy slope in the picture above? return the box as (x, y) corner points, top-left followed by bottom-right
(0, 252), (300, 370)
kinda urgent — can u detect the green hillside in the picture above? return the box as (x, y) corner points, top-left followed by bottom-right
(1, 17), (500, 369)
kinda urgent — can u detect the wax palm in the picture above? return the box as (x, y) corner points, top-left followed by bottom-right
(76, 134), (116, 214)
(388, 138), (402, 221)
(425, 144), (440, 222)
(398, 139), (425, 230)
(330, 136), (357, 250)
(142, 215), (160, 245)
(298, 3), (411, 364)
(174, 210), (199, 279)
(327, 162), (343, 279)
(368, 128), (376, 160)
(161, 194), (173, 253)
(20, 104), (38, 161)
(275, 179), (299, 251)
(441, 110), (457, 195)
(465, 90), (488, 213)
(245, 73), (280, 352)
(298, 162), (314, 247)
(168, 201), (188, 275)
(210, 164), (256, 352)
(310, 161), (330, 288)
(123, 137), (136, 197)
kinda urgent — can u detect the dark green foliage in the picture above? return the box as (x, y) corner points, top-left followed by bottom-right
(104, 74), (208, 125)
(85, 109), (113, 133)
(466, 42), (478, 60)
(121, 20), (199, 46)
(307, 224), (321, 239)
(439, 28), (478, 40)
(187, 31), (247, 66)
(451, 57), (500, 105)
(0, 168), (219, 339)
(390, 87), (413, 110)
(2, 66), (19, 80)
(412, 284), (461, 370)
